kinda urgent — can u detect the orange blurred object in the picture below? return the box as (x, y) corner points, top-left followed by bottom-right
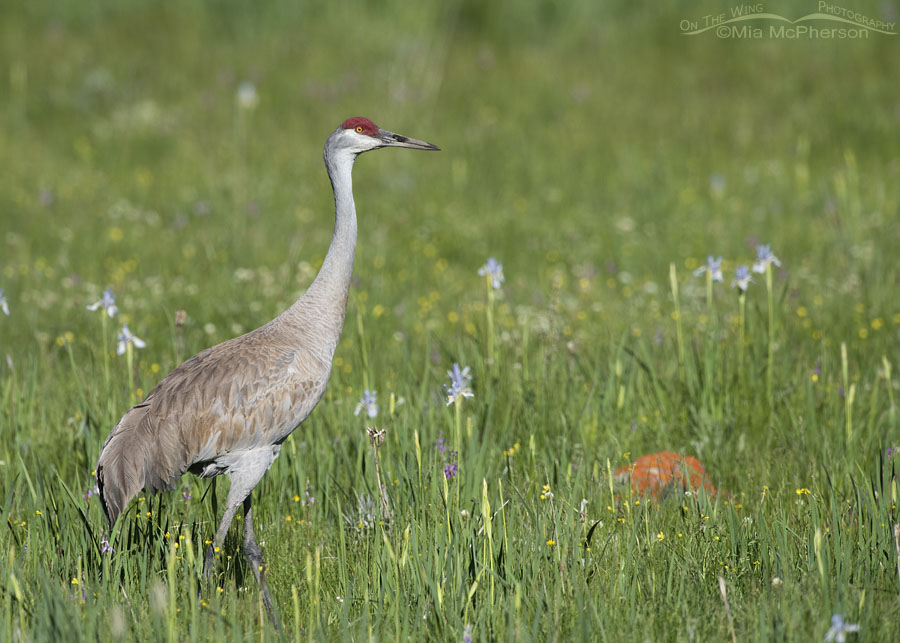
(615, 451), (717, 499)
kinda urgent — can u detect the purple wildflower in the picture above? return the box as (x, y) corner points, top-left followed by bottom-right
(354, 389), (378, 418)
(731, 265), (752, 292)
(752, 244), (781, 274)
(445, 363), (474, 406)
(116, 324), (146, 355)
(824, 614), (859, 642)
(100, 535), (114, 554)
(302, 478), (315, 506)
(478, 257), (505, 290)
(693, 255), (723, 282)
(86, 288), (118, 318)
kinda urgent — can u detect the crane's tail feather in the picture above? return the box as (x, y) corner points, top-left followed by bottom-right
(97, 427), (148, 526)
(97, 400), (184, 526)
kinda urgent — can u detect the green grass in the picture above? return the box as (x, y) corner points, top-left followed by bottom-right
(2, 0), (900, 640)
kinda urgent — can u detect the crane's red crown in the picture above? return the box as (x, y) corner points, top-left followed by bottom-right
(342, 117), (379, 137)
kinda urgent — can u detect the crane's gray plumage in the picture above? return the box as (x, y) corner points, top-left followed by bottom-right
(97, 117), (438, 620)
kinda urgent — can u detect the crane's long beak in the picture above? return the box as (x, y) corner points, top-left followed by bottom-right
(378, 129), (440, 151)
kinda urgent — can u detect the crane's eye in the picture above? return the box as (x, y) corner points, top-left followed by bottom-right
(355, 126), (364, 134)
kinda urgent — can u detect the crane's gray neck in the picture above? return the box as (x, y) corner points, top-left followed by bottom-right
(282, 142), (357, 352)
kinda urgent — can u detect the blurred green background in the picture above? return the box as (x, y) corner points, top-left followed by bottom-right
(3, 0), (898, 332)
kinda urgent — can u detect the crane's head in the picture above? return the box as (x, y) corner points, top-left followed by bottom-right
(329, 117), (440, 156)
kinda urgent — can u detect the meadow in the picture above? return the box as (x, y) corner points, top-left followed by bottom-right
(1, 0), (899, 640)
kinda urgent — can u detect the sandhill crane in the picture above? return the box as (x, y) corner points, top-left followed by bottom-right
(97, 117), (439, 617)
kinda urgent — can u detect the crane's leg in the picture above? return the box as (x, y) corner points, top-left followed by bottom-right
(202, 449), (278, 581)
(243, 495), (278, 628)
(203, 498), (242, 579)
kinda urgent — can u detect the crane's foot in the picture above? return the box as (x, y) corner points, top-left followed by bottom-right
(242, 497), (280, 631)
(243, 526), (279, 627)
(202, 544), (215, 580)
(198, 544), (217, 603)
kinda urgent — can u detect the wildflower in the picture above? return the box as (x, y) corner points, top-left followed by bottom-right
(236, 81), (259, 110)
(301, 478), (315, 506)
(824, 614), (859, 642)
(540, 484), (553, 501)
(478, 257), (504, 289)
(100, 534), (114, 554)
(86, 288), (118, 318)
(443, 462), (457, 479)
(445, 363), (474, 406)
(546, 539), (555, 547)
(0, 289), (8, 316)
(771, 577), (783, 587)
(116, 324), (146, 355)
(693, 255), (723, 282)
(463, 624), (473, 643)
(795, 488), (811, 496)
(354, 389), (378, 418)
(435, 436), (447, 452)
(752, 244), (781, 273)
(83, 484), (99, 499)
(731, 265), (752, 291)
